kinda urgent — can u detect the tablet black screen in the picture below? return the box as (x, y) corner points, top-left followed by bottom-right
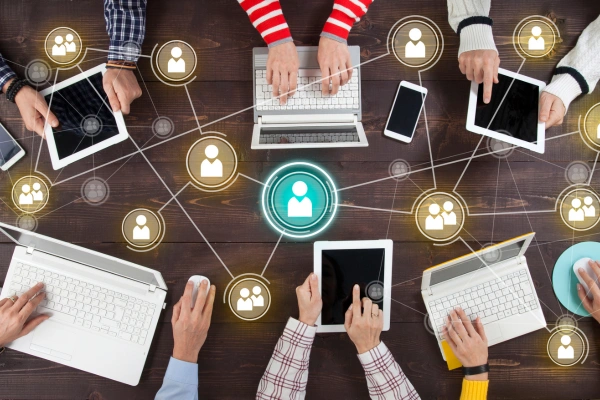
(44, 72), (120, 160)
(321, 248), (386, 325)
(474, 73), (539, 143)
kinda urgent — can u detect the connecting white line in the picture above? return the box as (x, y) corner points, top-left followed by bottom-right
(159, 182), (192, 212)
(418, 71), (436, 189)
(261, 230), (284, 277)
(185, 84), (203, 135)
(239, 173), (268, 187)
(588, 153), (599, 185)
(505, 159), (564, 315)
(335, 203), (412, 214)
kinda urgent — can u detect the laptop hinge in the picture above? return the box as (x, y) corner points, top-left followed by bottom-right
(149, 284), (156, 292)
(261, 113), (356, 125)
(26, 245), (35, 255)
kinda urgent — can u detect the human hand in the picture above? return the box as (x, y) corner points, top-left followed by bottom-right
(458, 50), (500, 104)
(0, 282), (49, 346)
(266, 42), (299, 105)
(4, 79), (59, 138)
(102, 69), (142, 115)
(344, 284), (383, 354)
(171, 280), (216, 363)
(317, 37), (353, 96)
(576, 260), (600, 324)
(539, 92), (566, 129)
(296, 273), (322, 326)
(443, 307), (488, 381)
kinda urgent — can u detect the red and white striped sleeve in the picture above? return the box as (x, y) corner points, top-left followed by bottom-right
(322, 0), (374, 42)
(238, 0), (293, 47)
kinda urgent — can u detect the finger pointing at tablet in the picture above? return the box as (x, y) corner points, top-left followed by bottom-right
(345, 284), (383, 354)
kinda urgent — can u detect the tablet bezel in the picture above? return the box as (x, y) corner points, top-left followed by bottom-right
(314, 239), (393, 333)
(466, 67), (546, 154)
(40, 63), (129, 170)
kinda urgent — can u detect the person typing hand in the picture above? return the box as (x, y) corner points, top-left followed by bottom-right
(443, 307), (489, 381)
(576, 260), (600, 324)
(0, 282), (49, 347)
(102, 69), (142, 115)
(458, 50), (500, 104)
(317, 37), (353, 97)
(155, 280), (216, 400)
(266, 42), (299, 105)
(3, 79), (59, 138)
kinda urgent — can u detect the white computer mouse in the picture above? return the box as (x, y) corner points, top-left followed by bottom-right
(189, 275), (210, 308)
(573, 257), (598, 299)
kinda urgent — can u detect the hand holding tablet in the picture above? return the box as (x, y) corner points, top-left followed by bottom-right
(466, 68), (546, 154)
(40, 64), (130, 170)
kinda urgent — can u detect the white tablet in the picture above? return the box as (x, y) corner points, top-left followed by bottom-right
(314, 240), (393, 333)
(40, 64), (129, 170)
(466, 68), (546, 154)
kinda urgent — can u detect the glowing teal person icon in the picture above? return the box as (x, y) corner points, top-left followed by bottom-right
(287, 181), (312, 217)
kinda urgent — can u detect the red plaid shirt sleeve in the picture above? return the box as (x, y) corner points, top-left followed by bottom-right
(256, 318), (316, 400)
(357, 341), (421, 400)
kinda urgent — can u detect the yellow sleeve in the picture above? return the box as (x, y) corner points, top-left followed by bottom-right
(459, 379), (489, 400)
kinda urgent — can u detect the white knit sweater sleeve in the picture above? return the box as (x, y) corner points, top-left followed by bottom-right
(544, 15), (600, 112)
(447, 0), (497, 57)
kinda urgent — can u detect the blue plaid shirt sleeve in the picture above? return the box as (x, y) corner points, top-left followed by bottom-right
(0, 53), (17, 92)
(104, 0), (147, 62)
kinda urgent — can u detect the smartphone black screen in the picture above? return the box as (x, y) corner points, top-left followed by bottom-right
(0, 124), (22, 167)
(385, 84), (425, 139)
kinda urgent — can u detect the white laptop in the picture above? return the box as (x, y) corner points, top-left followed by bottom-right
(422, 233), (546, 364)
(251, 46), (368, 149)
(0, 222), (167, 385)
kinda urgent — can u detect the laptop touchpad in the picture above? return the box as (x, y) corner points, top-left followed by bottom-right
(31, 323), (76, 360)
(484, 322), (503, 341)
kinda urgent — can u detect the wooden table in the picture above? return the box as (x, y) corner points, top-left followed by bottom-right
(1, 0), (600, 398)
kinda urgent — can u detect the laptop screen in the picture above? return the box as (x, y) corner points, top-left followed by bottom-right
(429, 240), (526, 286)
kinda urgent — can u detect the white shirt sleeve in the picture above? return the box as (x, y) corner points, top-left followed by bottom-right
(544, 14), (600, 112)
(447, 0), (497, 56)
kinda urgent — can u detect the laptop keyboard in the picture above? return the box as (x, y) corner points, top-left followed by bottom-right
(255, 69), (359, 111)
(7, 263), (156, 346)
(259, 131), (360, 145)
(428, 269), (538, 335)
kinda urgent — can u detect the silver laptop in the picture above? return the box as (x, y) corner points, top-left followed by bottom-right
(422, 233), (546, 360)
(0, 222), (167, 386)
(251, 46), (368, 149)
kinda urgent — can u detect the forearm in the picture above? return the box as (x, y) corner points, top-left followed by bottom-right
(460, 378), (489, 400)
(544, 14), (600, 111)
(103, 0), (147, 61)
(321, 0), (373, 43)
(447, 0), (496, 56)
(256, 317), (316, 400)
(0, 53), (17, 93)
(239, 0), (292, 48)
(155, 357), (199, 400)
(357, 341), (420, 400)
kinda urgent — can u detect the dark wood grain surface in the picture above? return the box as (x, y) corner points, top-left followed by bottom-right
(1, 0), (600, 399)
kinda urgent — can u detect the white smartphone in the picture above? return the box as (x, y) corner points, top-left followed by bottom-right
(384, 81), (428, 143)
(0, 122), (25, 171)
